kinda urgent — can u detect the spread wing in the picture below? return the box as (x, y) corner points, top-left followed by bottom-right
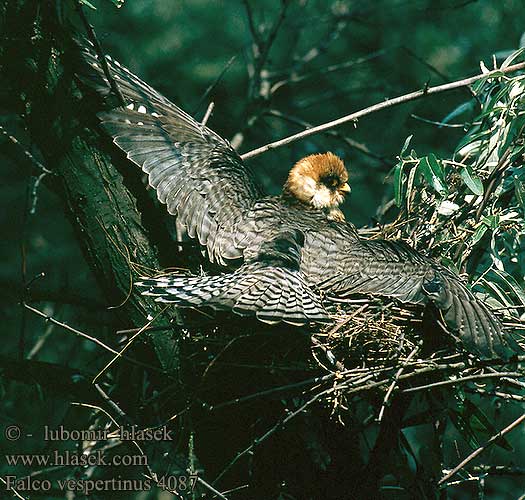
(304, 232), (430, 303)
(138, 229), (328, 325)
(304, 226), (519, 359)
(78, 43), (264, 265)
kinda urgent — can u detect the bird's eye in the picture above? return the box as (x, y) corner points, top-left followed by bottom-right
(321, 175), (339, 190)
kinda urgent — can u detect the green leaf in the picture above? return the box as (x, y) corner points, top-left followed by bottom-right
(501, 47), (525, 69)
(442, 100), (476, 125)
(400, 135), (413, 157)
(487, 70), (505, 79)
(441, 256), (459, 274)
(482, 215), (500, 229)
(403, 410), (439, 428)
(489, 85), (513, 109)
(399, 432), (418, 474)
(470, 224), (488, 246)
(462, 400), (513, 451)
(471, 78), (490, 95)
(471, 73), (503, 96)
(480, 277), (514, 307)
(450, 398), (513, 452)
(490, 232), (504, 271)
(514, 176), (525, 211)
(405, 165), (418, 212)
(393, 161), (405, 207)
(79, 0), (97, 9)
(460, 166), (484, 196)
(492, 269), (525, 307)
(455, 126), (486, 156)
(448, 409), (480, 450)
(418, 154), (447, 196)
(510, 145), (525, 166)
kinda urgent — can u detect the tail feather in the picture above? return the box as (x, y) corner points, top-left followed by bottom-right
(138, 264), (329, 326)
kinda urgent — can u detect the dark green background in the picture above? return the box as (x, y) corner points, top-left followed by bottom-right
(1, 1), (524, 499)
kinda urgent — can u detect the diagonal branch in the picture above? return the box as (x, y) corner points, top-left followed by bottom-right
(241, 61), (525, 160)
(439, 412), (525, 486)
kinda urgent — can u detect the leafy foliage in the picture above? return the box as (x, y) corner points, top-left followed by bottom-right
(388, 62), (525, 320)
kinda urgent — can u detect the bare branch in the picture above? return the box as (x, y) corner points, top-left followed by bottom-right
(93, 305), (169, 383)
(72, 402), (183, 499)
(197, 477), (230, 500)
(0, 477), (27, 500)
(241, 61), (525, 160)
(439, 412), (525, 486)
(410, 114), (468, 128)
(377, 345), (420, 423)
(402, 371), (524, 394)
(193, 55), (236, 115)
(201, 101), (215, 127)
(242, 0), (261, 45)
(24, 303), (171, 376)
(265, 109), (393, 167)
(270, 48), (387, 94)
(0, 124), (51, 174)
(76, 2), (126, 107)
(247, 0), (290, 99)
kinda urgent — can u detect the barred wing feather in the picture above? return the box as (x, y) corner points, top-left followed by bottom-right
(137, 230), (328, 325)
(79, 43), (264, 265)
(314, 234), (518, 359)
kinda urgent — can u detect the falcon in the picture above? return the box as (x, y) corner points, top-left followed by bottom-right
(78, 44), (520, 360)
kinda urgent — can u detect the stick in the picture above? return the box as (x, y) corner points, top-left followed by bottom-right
(438, 412), (525, 486)
(377, 345), (419, 423)
(201, 102), (215, 127)
(23, 303), (169, 375)
(240, 61), (525, 160)
(76, 1), (126, 107)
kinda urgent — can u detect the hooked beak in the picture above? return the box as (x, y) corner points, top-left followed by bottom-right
(340, 183), (351, 194)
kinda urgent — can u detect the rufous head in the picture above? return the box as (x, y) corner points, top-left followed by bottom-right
(283, 152), (350, 210)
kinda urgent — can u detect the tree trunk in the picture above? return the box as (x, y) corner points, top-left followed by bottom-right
(1, 0), (179, 371)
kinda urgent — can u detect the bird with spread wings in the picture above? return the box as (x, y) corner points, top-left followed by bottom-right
(78, 43), (520, 360)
